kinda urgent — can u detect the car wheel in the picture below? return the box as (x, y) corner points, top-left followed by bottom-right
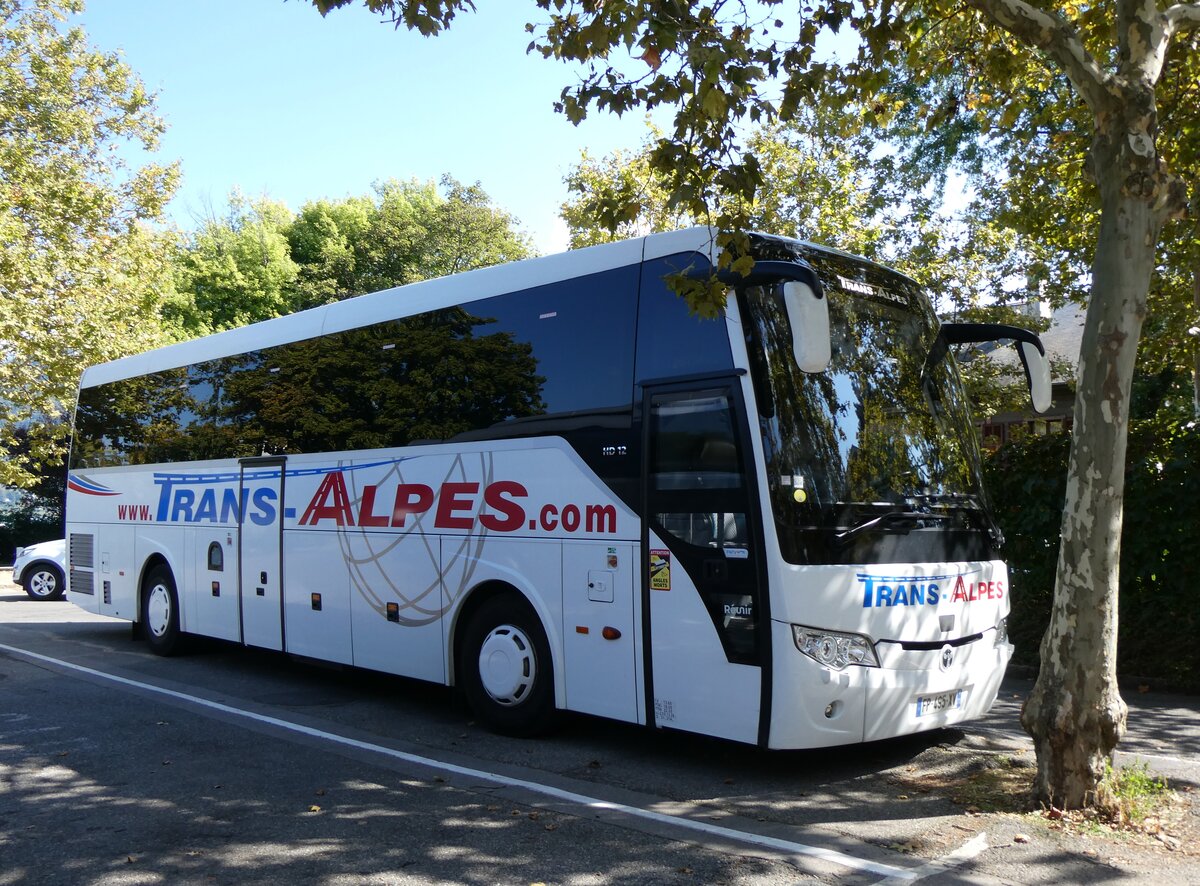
(461, 593), (557, 737)
(141, 564), (183, 656)
(22, 563), (65, 601)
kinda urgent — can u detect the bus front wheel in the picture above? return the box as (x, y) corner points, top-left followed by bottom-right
(141, 564), (183, 656)
(461, 594), (557, 737)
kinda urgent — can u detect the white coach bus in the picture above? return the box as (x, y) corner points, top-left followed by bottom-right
(65, 228), (1051, 748)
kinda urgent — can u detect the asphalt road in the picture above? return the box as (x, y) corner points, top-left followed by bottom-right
(2, 573), (1198, 885)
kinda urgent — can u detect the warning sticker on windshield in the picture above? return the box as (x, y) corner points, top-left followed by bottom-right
(650, 550), (671, 591)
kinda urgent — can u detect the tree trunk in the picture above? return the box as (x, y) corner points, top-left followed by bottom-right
(1019, 155), (1161, 808)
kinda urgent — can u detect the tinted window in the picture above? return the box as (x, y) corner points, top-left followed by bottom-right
(648, 387), (758, 664)
(71, 266), (639, 467)
(635, 255), (733, 383)
(474, 264), (638, 422)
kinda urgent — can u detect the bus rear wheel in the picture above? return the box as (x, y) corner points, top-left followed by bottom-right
(461, 594), (557, 737)
(141, 564), (183, 656)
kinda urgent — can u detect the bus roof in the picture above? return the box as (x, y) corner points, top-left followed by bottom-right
(80, 228), (723, 389)
(80, 227), (910, 389)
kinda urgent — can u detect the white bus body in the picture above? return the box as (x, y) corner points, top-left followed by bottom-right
(66, 228), (1016, 748)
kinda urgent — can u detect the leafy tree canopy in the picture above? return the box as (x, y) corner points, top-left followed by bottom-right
(172, 176), (534, 335)
(0, 0), (180, 487)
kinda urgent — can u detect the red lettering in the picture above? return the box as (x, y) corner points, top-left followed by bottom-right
(951, 575), (967, 603)
(391, 484), (434, 527)
(479, 481), (527, 532)
(357, 485), (389, 528)
(561, 504), (581, 532)
(968, 582), (978, 602)
(586, 504), (617, 533)
(996, 581), (1005, 598)
(435, 482), (479, 530)
(299, 472), (355, 526)
(540, 504), (559, 531)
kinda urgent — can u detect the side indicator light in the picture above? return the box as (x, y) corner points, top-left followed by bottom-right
(602, 626), (621, 640)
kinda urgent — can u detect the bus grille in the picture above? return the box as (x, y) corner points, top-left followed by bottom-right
(69, 533), (95, 569)
(70, 569), (95, 595)
(69, 533), (95, 595)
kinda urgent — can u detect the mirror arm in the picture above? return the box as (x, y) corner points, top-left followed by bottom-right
(934, 323), (1052, 415)
(686, 260), (825, 298)
(939, 322), (1046, 355)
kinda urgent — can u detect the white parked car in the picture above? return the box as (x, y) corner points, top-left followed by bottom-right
(12, 539), (66, 601)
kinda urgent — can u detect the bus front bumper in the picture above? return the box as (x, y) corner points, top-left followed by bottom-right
(767, 619), (1013, 749)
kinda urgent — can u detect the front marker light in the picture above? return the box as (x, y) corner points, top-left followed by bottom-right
(792, 624), (880, 670)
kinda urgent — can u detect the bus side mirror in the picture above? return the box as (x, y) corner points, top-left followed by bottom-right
(783, 280), (831, 373)
(1018, 340), (1052, 414)
(936, 322), (1053, 414)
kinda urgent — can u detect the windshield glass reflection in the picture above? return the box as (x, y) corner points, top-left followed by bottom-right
(743, 274), (987, 561)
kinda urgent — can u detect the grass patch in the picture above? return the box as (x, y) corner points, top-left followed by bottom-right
(1099, 761), (1172, 827)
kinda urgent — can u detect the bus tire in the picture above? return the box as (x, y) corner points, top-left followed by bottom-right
(141, 564), (183, 656)
(461, 593), (557, 737)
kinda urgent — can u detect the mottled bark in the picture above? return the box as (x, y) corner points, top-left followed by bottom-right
(1018, 115), (1177, 807)
(967, 0), (1197, 811)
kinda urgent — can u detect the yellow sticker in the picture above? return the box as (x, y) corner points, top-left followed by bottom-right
(650, 549), (671, 591)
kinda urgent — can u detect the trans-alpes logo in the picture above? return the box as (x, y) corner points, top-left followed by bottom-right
(67, 475), (121, 496)
(72, 457), (620, 537)
(858, 570), (1005, 608)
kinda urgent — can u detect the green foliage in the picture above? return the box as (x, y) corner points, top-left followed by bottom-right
(0, 0), (180, 487)
(172, 177), (532, 333)
(985, 419), (1200, 688)
(1099, 760), (1171, 825)
(170, 192), (299, 333)
(0, 427), (64, 560)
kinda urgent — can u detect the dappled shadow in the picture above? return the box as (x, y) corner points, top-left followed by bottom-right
(0, 659), (796, 885)
(6, 591), (1200, 882)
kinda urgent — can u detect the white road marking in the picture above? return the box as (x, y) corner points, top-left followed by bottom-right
(872, 833), (989, 884)
(0, 641), (916, 880)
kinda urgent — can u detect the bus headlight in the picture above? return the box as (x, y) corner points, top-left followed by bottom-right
(791, 624), (880, 670)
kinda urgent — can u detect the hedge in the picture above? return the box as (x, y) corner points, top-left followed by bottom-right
(984, 419), (1200, 689)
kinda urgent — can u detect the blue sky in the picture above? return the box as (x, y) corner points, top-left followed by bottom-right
(77, 1), (665, 254)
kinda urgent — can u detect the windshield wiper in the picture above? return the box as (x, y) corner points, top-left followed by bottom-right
(833, 510), (953, 547)
(905, 493), (1005, 547)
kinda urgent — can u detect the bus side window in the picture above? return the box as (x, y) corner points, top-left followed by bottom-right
(635, 256), (734, 383)
(207, 542), (224, 572)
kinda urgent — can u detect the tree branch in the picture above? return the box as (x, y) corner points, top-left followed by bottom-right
(963, 0), (1116, 112)
(1164, 3), (1200, 35)
(1118, 0), (1171, 87)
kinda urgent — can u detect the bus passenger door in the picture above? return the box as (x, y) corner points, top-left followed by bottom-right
(238, 456), (286, 651)
(642, 383), (766, 745)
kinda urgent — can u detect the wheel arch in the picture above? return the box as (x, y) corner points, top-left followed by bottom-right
(19, 559), (63, 586)
(448, 579), (561, 704)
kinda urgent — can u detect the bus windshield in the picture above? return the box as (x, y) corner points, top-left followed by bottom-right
(742, 274), (989, 563)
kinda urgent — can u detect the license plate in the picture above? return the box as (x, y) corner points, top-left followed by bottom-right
(916, 689), (965, 717)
